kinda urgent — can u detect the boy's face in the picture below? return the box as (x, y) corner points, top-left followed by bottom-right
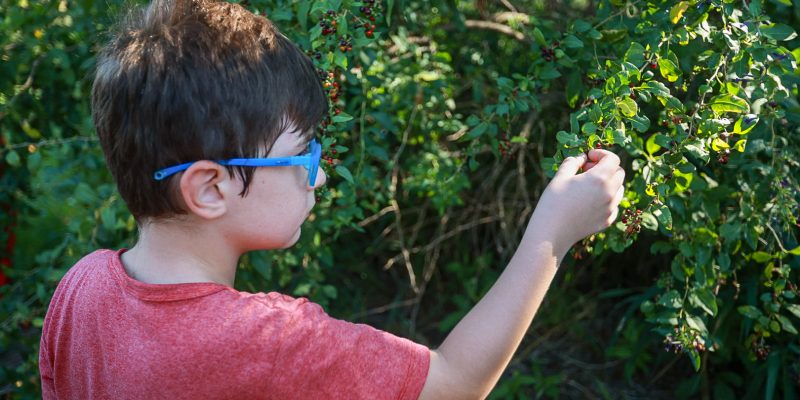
(223, 124), (327, 251)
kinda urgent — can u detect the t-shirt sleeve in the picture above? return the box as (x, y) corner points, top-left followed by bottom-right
(268, 300), (430, 400)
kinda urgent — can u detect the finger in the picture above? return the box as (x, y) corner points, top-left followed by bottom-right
(607, 185), (625, 225)
(581, 161), (598, 171)
(554, 153), (588, 179)
(588, 149), (621, 170)
(611, 166), (626, 189)
(611, 182), (624, 207)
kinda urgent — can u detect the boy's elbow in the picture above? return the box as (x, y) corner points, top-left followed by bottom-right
(417, 349), (491, 400)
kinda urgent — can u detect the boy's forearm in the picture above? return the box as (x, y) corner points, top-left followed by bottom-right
(433, 216), (568, 398)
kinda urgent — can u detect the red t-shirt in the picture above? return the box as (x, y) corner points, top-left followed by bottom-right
(39, 249), (430, 399)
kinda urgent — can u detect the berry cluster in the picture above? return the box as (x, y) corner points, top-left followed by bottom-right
(322, 147), (338, 167)
(315, 186), (331, 203)
(717, 132), (732, 164)
(540, 41), (559, 62)
(621, 208), (642, 236)
(318, 68), (343, 109)
(664, 329), (706, 354)
(498, 136), (511, 158)
(751, 336), (771, 360)
(319, 10), (338, 36)
(338, 36), (353, 53)
(358, 0), (379, 37)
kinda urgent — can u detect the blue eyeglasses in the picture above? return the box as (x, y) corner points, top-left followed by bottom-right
(153, 139), (322, 186)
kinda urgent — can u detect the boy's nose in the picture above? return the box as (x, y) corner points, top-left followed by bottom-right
(310, 166), (327, 190)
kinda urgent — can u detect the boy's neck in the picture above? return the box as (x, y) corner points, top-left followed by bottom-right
(120, 221), (240, 287)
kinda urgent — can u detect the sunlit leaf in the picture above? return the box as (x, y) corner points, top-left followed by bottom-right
(670, 2), (690, 24)
(709, 94), (749, 114)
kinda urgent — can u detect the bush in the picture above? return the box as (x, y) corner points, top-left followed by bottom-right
(1, 0), (798, 398)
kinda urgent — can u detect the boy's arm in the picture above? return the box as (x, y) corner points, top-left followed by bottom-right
(418, 149), (625, 400)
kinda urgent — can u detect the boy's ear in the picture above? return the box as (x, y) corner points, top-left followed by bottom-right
(178, 161), (235, 220)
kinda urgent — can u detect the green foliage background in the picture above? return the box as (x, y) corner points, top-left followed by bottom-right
(1, 0), (799, 398)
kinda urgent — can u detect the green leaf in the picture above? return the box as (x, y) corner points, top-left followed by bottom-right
(533, 27), (547, 46)
(468, 122), (489, 139)
(733, 115), (758, 135)
(563, 34), (583, 48)
(659, 290), (683, 308)
(629, 114), (650, 133)
(688, 350), (701, 371)
(670, 1), (690, 24)
(787, 246), (800, 256)
(466, 114), (481, 127)
(644, 81), (670, 97)
(684, 141), (709, 162)
(778, 315), (798, 334)
(335, 165), (354, 184)
(573, 19), (592, 33)
(641, 212), (658, 230)
(686, 314), (708, 335)
(760, 23), (798, 41)
(646, 134), (661, 155)
(691, 288), (718, 316)
(581, 122), (597, 134)
(556, 130), (580, 146)
(709, 94), (749, 114)
(566, 72), (582, 108)
(786, 304), (800, 319)
(658, 59), (681, 82)
(539, 64), (561, 80)
(624, 42), (645, 67)
(751, 251), (773, 263)
(738, 305), (762, 319)
(766, 350), (779, 400)
(331, 113), (354, 123)
(334, 52), (348, 69)
(21, 121), (41, 139)
(387, 0), (394, 25)
(654, 205), (672, 230)
(711, 137), (730, 151)
(4, 150), (20, 167)
(617, 97), (638, 117)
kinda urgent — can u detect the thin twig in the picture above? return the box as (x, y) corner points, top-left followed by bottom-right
(386, 100), (420, 292)
(0, 57), (44, 121)
(2, 136), (98, 153)
(463, 20), (528, 43)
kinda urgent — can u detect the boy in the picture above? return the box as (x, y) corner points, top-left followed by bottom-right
(39, 0), (625, 398)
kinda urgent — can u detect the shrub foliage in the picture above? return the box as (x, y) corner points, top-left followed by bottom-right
(1, 0), (798, 398)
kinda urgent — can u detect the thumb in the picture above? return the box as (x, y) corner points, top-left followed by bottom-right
(554, 153), (587, 179)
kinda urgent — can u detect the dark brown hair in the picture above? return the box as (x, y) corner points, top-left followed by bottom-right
(92, 0), (327, 221)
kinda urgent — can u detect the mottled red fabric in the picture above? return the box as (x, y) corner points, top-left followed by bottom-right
(40, 249), (429, 399)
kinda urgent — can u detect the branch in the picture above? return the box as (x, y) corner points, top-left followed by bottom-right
(0, 56), (44, 122)
(463, 20), (529, 43)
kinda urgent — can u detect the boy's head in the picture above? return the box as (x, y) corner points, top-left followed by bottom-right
(92, 0), (328, 222)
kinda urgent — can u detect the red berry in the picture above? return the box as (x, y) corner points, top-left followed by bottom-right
(650, 62), (658, 69)
(366, 30), (373, 38)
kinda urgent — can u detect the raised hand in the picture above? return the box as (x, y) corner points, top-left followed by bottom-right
(529, 149), (626, 255)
